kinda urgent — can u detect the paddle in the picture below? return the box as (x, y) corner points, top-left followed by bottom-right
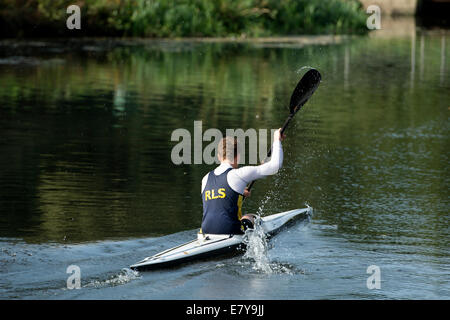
(246, 68), (322, 193)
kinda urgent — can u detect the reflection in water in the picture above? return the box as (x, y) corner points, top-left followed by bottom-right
(0, 28), (449, 300)
(441, 36), (446, 85)
(420, 33), (425, 80)
(344, 46), (350, 90)
(411, 31), (416, 88)
(0, 33), (448, 248)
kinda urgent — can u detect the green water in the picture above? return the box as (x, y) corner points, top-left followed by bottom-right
(0, 31), (448, 299)
(1, 34), (447, 243)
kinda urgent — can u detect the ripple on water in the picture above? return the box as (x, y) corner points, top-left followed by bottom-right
(83, 268), (141, 289)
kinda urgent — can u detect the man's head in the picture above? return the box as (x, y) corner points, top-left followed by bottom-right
(217, 136), (240, 168)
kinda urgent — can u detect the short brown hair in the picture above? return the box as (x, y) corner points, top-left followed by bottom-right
(218, 136), (238, 162)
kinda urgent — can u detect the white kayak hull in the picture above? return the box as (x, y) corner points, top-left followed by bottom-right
(130, 207), (311, 271)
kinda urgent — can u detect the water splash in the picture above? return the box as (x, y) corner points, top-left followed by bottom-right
(305, 202), (313, 218)
(83, 268), (140, 288)
(241, 203), (313, 274)
(255, 194), (271, 216)
(242, 216), (273, 274)
(241, 216), (297, 275)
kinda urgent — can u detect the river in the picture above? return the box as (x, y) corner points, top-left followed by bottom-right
(0, 24), (448, 299)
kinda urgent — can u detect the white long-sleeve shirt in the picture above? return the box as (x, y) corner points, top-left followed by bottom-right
(201, 140), (283, 194)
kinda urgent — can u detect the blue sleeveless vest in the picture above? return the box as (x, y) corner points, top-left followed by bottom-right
(201, 168), (243, 234)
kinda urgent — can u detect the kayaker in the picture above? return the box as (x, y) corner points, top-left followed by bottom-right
(201, 129), (285, 234)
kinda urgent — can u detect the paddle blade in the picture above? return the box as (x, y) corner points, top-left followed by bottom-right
(289, 68), (322, 113)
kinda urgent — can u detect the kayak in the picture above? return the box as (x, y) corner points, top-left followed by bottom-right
(130, 207), (312, 271)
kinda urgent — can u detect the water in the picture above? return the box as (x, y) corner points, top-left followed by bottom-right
(0, 25), (449, 299)
(242, 216), (274, 274)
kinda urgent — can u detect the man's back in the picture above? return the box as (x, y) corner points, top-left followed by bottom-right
(200, 131), (284, 235)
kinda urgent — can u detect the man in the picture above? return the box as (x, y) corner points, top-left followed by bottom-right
(201, 128), (285, 235)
